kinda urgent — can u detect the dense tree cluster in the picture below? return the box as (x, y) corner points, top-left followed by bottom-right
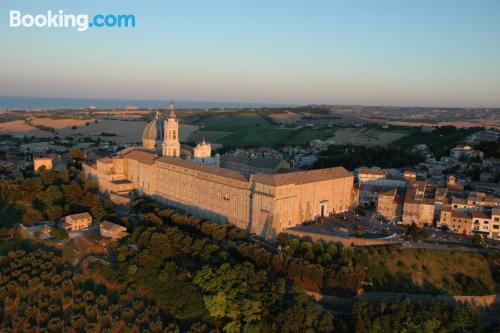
(0, 243), (188, 333)
(0, 168), (114, 226)
(131, 199), (365, 296)
(339, 298), (483, 333)
(396, 126), (483, 157)
(475, 140), (500, 159)
(314, 145), (424, 170)
(110, 200), (336, 332)
(110, 199), (489, 332)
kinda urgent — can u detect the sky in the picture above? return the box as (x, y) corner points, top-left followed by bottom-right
(1, 0), (500, 107)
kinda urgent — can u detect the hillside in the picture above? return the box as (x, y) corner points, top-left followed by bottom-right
(364, 246), (499, 295)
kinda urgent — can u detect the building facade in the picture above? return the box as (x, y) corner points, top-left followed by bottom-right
(491, 208), (500, 240)
(63, 212), (92, 231)
(377, 189), (402, 222)
(450, 211), (473, 235)
(84, 104), (354, 238)
(34, 157), (54, 171)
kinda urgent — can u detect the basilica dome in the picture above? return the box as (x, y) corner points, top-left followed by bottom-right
(142, 111), (163, 150)
(143, 118), (159, 141)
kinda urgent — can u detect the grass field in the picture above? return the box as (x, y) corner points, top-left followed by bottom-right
(191, 113), (337, 147)
(330, 127), (408, 146)
(364, 247), (499, 295)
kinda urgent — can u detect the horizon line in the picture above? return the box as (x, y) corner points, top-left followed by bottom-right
(1, 94), (499, 110)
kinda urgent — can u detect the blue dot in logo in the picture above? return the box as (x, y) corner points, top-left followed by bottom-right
(89, 22), (93, 27)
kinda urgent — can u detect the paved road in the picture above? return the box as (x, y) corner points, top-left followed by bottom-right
(291, 211), (500, 251)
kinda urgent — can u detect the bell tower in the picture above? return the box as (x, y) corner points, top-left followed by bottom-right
(162, 101), (180, 157)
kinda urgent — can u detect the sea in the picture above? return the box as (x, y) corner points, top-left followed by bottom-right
(0, 96), (291, 110)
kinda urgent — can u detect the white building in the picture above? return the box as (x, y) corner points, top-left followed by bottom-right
(471, 211), (491, 237)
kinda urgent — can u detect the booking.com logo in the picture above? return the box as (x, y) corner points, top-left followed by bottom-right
(9, 10), (136, 32)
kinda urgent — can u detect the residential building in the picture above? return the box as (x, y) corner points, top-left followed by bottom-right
(63, 212), (92, 231)
(450, 211), (473, 235)
(491, 208), (500, 240)
(34, 157), (54, 171)
(402, 188), (435, 227)
(358, 168), (387, 184)
(467, 130), (499, 143)
(377, 189), (402, 222)
(472, 211), (491, 237)
(450, 145), (483, 160)
(100, 221), (128, 239)
(439, 205), (452, 227)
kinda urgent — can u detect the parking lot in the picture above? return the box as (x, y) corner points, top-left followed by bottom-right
(289, 210), (500, 251)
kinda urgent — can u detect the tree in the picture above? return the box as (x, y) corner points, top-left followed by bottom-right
(406, 222), (424, 240)
(49, 227), (68, 240)
(22, 207), (44, 225)
(46, 205), (63, 221)
(63, 181), (84, 206)
(471, 234), (484, 248)
(69, 149), (85, 162)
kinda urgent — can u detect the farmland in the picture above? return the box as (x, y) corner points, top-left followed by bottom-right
(329, 127), (408, 147)
(188, 112), (337, 147)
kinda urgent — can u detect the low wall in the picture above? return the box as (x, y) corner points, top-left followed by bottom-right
(306, 291), (500, 316)
(285, 229), (400, 247)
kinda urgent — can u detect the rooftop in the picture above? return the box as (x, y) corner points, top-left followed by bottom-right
(100, 221), (127, 232)
(156, 156), (248, 182)
(452, 211), (471, 219)
(222, 155), (284, 169)
(472, 211), (491, 219)
(65, 212), (92, 222)
(254, 167), (352, 186)
(359, 168), (387, 176)
(122, 149), (157, 165)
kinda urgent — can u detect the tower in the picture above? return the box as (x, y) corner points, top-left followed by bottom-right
(162, 101), (180, 157)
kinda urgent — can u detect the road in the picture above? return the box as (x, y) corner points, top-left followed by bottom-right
(289, 210), (500, 251)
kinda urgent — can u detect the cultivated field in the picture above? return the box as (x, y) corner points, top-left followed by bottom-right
(187, 130), (232, 143)
(0, 117), (199, 143)
(386, 119), (500, 129)
(188, 112), (338, 147)
(329, 127), (407, 146)
(0, 120), (48, 137)
(268, 111), (303, 125)
(30, 117), (93, 129)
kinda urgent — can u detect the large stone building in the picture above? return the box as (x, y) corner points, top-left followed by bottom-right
(221, 155), (289, 177)
(84, 103), (354, 238)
